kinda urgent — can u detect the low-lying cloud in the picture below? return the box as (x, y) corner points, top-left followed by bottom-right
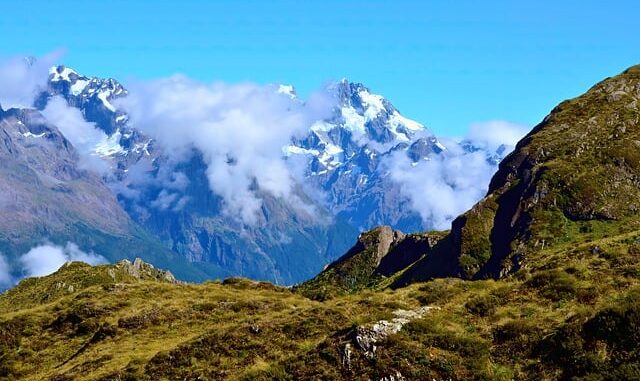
(41, 96), (111, 174)
(465, 120), (529, 151)
(116, 76), (333, 224)
(387, 121), (529, 230)
(0, 51), (62, 109)
(19, 242), (107, 278)
(0, 254), (11, 287)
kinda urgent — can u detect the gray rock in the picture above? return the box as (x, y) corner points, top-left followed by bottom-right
(354, 306), (438, 359)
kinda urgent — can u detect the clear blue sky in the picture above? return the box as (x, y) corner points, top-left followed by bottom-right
(1, 0), (638, 135)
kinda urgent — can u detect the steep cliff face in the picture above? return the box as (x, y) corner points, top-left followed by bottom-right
(0, 107), (129, 242)
(397, 65), (640, 284)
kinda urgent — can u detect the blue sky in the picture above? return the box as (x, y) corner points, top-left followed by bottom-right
(1, 0), (638, 136)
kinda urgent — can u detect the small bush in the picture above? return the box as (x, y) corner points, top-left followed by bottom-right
(525, 270), (578, 301)
(465, 295), (497, 317)
(414, 281), (460, 305)
(494, 320), (536, 343)
(192, 302), (217, 312)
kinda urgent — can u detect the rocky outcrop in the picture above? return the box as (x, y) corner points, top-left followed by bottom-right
(298, 227), (445, 297)
(114, 258), (179, 284)
(352, 306), (439, 360)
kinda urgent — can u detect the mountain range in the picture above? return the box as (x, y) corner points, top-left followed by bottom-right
(1, 65), (639, 380)
(0, 63), (510, 285)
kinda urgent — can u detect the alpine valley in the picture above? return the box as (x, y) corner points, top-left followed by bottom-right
(2, 64), (640, 380)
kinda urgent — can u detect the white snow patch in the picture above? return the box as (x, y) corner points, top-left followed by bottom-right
(324, 143), (344, 156)
(277, 84), (296, 98)
(133, 140), (152, 156)
(341, 106), (366, 135)
(22, 131), (46, 138)
(310, 121), (334, 133)
(97, 91), (116, 112)
(94, 130), (124, 157)
(390, 111), (424, 132)
(70, 79), (90, 95)
(49, 66), (78, 82)
(49, 66), (77, 82)
(358, 89), (385, 120)
(283, 145), (320, 156)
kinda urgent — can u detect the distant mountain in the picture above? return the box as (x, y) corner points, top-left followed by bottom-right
(3, 66), (510, 284)
(36, 66), (358, 284)
(0, 105), (215, 283)
(24, 65), (509, 284)
(285, 80), (444, 232)
(303, 64), (640, 293)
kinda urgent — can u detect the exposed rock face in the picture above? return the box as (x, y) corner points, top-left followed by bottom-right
(298, 226), (445, 296)
(0, 108), (131, 238)
(355, 226), (406, 269)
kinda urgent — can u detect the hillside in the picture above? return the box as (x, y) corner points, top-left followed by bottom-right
(394, 65), (640, 285)
(2, 65), (640, 380)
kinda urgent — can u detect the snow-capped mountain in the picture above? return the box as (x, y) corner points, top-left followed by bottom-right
(31, 65), (510, 283)
(35, 66), (358, 284)
(284, 80), (447, 231)
(0, 105), (213, 284)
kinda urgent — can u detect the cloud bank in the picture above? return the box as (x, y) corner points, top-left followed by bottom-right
(387, 121), (529, 230)
(0, 51), (62, 109)
(116, 76), (333, 223)
(19, 242), (107, 278)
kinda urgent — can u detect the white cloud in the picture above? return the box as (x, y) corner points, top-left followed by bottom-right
(386, 121), (528, 230)
(0, 254), (11, 287)
(116, 76), (333, 224)
(0, 51), (63, 109)
(19, 242), (107, 278)
(465, 120), (529, 151)
(150, 189), (178, 210)
(41, 96), (111, 174)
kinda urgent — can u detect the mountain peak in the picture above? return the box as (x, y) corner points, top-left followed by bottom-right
(49, 65), (81, 82)
(277, 84), (296, 98)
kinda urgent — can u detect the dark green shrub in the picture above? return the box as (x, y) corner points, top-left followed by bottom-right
(465, 295), (497, 317)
